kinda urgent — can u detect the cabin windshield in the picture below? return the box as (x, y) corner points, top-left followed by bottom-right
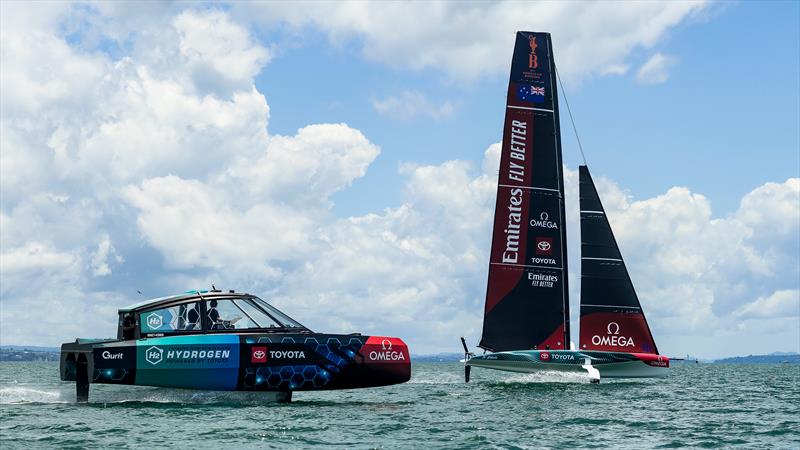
(205, 298), (278, 330)
(251, 296), (305, 328)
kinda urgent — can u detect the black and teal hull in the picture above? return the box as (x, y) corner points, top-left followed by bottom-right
(61, 333), (410, 397)
(466, 350), (669, 380)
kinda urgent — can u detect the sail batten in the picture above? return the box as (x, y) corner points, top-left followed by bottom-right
(478, 32), (569, 352)
(578, 165), (659, 354)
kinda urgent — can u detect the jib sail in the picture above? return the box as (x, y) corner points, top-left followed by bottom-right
(479, 32), (570, 352)
(578, 165), (659, 354)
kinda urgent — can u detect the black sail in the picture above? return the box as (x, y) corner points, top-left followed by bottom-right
(578, 165), (659, 354)
(479, 32), (570, 352)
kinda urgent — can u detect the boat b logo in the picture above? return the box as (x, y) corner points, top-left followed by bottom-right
(528, 36), (539, 69)
(607, 322), (620, 335)
(251, 346), (267, 363)
(535, 237), (553, 255)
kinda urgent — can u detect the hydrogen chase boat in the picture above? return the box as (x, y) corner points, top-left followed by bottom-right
(61, 289), (410, 402)
(461, 31), (669, 383)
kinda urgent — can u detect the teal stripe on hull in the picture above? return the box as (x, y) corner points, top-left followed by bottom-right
(135, 335), (240, 390)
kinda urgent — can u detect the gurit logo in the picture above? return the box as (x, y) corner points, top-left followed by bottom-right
(101, 350), (123, 360)
(145, 346), (163, 365)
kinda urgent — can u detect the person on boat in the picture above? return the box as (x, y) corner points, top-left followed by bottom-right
(208, 300), (223, 329)
(207, 299), (241, 329)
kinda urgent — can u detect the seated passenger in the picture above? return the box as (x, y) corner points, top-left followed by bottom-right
(208, 300), (221, 329)
(207, 300), (242, 329)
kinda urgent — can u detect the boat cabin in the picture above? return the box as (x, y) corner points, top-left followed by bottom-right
(117, 290), (309, 340)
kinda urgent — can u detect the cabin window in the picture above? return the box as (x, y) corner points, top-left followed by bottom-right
(232, 298), (285, 329)
(252, 297), (304, 328)
(139, 302), (202, 333)
(206, 299), (261, 330)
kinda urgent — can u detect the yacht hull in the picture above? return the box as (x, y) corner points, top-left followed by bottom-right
(466, 350), (669, 379)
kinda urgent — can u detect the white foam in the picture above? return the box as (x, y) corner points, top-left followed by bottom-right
(0, 386), (69, 404)
(501, 370), (592, 384)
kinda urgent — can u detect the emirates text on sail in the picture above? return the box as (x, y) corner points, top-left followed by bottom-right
(502, 120), (528, 264)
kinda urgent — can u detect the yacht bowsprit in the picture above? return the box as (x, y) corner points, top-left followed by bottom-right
(60, 289), (411, 402)
(461, 31), (669, 383)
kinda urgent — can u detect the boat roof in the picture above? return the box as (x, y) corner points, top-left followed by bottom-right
(118, 290), (251, 313)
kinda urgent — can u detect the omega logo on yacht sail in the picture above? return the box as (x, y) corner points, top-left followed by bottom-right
(530, 212), (558, 229)
(591, 322), (635, 347)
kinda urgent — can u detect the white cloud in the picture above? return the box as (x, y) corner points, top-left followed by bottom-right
(90, 234), (123, 277)
(733, 290), (800, 320)
(173, 10), (271, 96)
(372, 91), (455, 120)
(636, 52), (676, 84)
(236, 1), (709, 82)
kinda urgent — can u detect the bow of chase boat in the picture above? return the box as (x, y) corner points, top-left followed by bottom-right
(60, 289), (410, 402)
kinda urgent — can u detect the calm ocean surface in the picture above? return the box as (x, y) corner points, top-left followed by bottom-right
(1, 361), (798, 449)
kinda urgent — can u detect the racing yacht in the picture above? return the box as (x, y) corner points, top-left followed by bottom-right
(61, 289), (410, 402)
(461, 31), (669, 383)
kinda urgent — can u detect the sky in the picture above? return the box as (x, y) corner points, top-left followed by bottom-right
(1, 1), (798, 358)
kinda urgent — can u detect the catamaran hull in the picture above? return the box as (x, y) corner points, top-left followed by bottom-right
(466, 350), (669, 379)
(60, 333), (410, 397)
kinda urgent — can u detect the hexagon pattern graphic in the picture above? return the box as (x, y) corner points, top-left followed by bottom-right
(241, 336), (366, 390)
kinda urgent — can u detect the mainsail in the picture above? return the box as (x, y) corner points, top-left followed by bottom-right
(578, 165), (659, 354)
(479, 32), (570, 352)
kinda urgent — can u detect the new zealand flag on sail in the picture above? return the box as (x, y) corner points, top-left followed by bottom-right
(516, 83), (545, 104)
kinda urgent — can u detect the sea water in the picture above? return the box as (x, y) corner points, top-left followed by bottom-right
(1, 362), (798, 448)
